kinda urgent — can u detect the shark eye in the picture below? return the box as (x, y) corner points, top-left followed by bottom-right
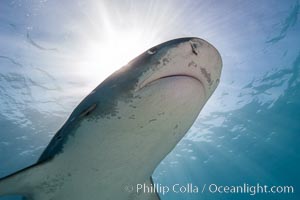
(79, 103), (97, 117)
(147, 47), (157, 55)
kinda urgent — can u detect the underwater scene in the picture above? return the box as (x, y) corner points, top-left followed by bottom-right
(0, 0), (299, 199)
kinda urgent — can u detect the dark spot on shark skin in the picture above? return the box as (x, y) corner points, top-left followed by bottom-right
(134, 95), (142, 100)
(117, 116), (122, 119)
(200, 67), (212, 85)
(124, 99), (132, 104)
(38, 173), (66, 195)
(140, 126), (143, 128)
(129, 105), (137, 109)
(155, 60), (161, 65)
(152, 64), (160, 71)
(129, 115), (136, 119)
(174, 124), (178, 129)
(188, 61), (197, 68)
(162, 58), (169, 65)
(158, 112), (165, 116)
(149, 119), (157, 123)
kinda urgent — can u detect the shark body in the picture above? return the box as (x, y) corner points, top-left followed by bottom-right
(0, 38), (222, 200)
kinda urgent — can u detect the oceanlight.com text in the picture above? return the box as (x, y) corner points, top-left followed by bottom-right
(207, 183), (294, 196)
(124, 183), (294, 196)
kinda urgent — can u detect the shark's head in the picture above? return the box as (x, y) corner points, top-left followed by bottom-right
(86, 37), (222, 118)
(69, 37), (222, 148)
(135, 37), (222, 99)
(64, 37), (222, 147)
(39, 37), (222, 167)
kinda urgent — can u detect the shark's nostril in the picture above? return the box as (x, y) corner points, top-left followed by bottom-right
(190, 41), (199, 55)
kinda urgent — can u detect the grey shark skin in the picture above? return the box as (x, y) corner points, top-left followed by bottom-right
(0, 37), (222, 200)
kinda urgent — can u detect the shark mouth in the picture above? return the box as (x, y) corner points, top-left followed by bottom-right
(137, 73), (205, 95)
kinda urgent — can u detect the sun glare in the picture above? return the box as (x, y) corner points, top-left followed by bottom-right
(81, 28), (153, 84)
(68, 0), (183, 90)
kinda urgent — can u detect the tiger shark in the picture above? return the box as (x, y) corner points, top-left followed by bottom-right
(0, 37), (222, 200)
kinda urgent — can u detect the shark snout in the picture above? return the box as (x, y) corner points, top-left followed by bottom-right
(188, 38), (222, 97)
(137, 38), (222, 98)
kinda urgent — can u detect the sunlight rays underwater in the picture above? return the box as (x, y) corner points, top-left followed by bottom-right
(0, 0), (299, 199)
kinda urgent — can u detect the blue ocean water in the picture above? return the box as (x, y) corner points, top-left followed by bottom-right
(0, 0), (299, 200)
